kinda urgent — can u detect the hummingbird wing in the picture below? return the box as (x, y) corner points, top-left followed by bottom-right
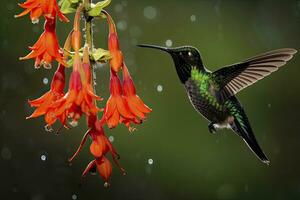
(228, 96), (270, 164)
(212, 48), (297, 103)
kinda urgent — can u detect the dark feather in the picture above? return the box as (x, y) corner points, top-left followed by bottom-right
(213, 48), (297, 102)
(228, 97), (269, 164)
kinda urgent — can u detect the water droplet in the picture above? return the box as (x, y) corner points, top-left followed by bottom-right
(40, 154), (46, 161)
(71, 194), (77, 200)
(190, 15), (196, 22)
(1, 147), (12, 160)
(43, 78), (49, 85)
(117, 20), (127, 31)
(165, 39), (173, 47)
(104, 182), (110, 188)
(108, 136), (114, 142)
(148, 158), (154, 165)
(157, 85), (163, 92)
(114, 4), (123, 13)
(143, 6), (157, 20)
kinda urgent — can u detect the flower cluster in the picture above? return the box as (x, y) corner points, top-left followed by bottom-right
(16, 0), (151, 186)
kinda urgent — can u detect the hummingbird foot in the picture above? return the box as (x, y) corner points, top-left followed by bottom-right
(208, 122), (217, 134)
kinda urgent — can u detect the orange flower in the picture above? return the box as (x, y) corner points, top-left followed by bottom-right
(20, 18), (66, 69)
(103, 10), (123, 73)
(15, 0), (69, 23)
(122, 64), (152, 122)
(27, 64), (66, 129)
(101, 70), (135, 129)
(70, 118), (125, 186)
(53, 52), (101, 125)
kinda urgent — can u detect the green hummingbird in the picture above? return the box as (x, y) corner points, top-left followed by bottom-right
(138, 44), (297, 164)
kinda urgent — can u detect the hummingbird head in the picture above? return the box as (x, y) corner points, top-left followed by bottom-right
(137, 44), (204, 83)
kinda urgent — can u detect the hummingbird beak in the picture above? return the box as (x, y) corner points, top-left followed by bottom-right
(137, 44), (172, 54)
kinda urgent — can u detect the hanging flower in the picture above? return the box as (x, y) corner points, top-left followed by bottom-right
(122, 64), (152, 126)
(70, 117), (125, 186)
(53, 52), (101, 126)
(20, 17), (66, 69)
(52, 11), (101, 126)
(104, 10), (123, 73)
(15, 0), (69, 23)
(27, 64), (66, 129)
(101, 70), (135, 129)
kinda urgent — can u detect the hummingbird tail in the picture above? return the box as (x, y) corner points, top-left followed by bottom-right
(231, 117), (270, 165)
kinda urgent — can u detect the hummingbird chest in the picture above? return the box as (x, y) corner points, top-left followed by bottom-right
(185, 76), (227, 122)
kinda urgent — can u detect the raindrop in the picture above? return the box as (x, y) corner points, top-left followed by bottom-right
(157, 85), (163, 92)
(190, 15), (196, 22)
(114, 4), (123, 13)
(40, 154), (47, 161)
(1, 147), (12, 160)
(148, 158), (154, 165)
(143, 6), (157, 20)
(43, 78), (49, 85)
(117, 20), (128, 31)
(165, 39), (173, 47)
(71, 194), (77, 200)
(108, 136), (114, 142)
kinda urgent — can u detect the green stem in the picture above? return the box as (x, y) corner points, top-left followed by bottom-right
(83, 0), (100, 118)
(83, 0), (93, 49)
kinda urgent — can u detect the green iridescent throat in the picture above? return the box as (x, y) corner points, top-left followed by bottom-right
(191, 67), (222, 111)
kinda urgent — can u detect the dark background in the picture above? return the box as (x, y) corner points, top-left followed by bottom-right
(1, 0), (300, 199)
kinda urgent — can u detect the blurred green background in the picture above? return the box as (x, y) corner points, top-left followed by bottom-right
(1, 0), (300, 199)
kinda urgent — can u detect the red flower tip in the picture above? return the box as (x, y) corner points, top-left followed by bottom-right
(96, 156), (112, 184)
(15, 0), (69, 23)
(20, 18), (66, 69)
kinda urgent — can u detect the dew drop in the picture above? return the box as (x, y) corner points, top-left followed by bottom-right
(143, 6), (157, 20)
(190, 15), (196, 22)
(71, 194), (77, 200)
(114, 4), (123, 13)
(108, 136), (114, 142)
(40, 154), (46, 161)
(43, 78), (49, 85)
(165, 39), (173, 47)
(148, 158), (154, 165)
(117, 20), (127, 31)
(157, 85), (163, 92)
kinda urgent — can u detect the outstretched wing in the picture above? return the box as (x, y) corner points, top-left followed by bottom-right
(212, 48), (297, 102)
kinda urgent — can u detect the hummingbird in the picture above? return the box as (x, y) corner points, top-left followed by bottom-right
(138, 44), (297, 164)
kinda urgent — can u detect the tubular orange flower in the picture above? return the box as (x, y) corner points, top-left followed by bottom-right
(70, 117), (125, 186)
(53, 52), (101, 125)
(27, 64), (66, 129)
(20, 17), (66, 69)
(52, 12), (101, 125)
(101, 70), (135, 129)
(15, 0), (69, 23)
(104, 11), (123, 73)
(122, 64), (152, 121)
